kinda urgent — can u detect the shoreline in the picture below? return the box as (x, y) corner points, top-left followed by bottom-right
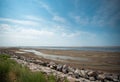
(1, 47), (120, 73)
(0, 48), (120, 82)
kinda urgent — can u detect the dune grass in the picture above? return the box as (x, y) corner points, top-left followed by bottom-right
(0, 54), (69, 82)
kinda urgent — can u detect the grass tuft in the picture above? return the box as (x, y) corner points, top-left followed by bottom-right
(0, 54), (69, 82)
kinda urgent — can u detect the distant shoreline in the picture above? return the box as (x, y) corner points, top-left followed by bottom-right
(1, 46), (119, 52)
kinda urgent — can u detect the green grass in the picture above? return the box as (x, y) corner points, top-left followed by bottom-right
(0, 54), (69, 82)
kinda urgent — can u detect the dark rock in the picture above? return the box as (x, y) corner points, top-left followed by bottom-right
(62, 68), (68, 74)
(56, 64), (63, 72)
(105, 76), (114, 81)
(87, 71), (97, 77)
(40, 62), (47, 66)
(62, 64), (68, 74)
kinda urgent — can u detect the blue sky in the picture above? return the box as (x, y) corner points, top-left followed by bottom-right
(0, 0), (120, 46)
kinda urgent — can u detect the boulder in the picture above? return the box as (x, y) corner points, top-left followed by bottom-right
(68, 72), (74, 77)
(104, 74), (114, 81)
(79, 70), (88, 78)
(74, 69), (80, 78)
(62, 64), (68, 74)
(89, 77), (95, 81)
(68, 66), (75, 73)
(87, 71), (97, 77)
(97, 74), (105, 80)
(56, 64), (63, 72)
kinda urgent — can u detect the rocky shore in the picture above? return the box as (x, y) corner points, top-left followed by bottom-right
(0, 48), (120, 82)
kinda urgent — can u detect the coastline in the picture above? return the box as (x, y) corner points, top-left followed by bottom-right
(1, 47), (120, 73)
(0, 47), (120, 82)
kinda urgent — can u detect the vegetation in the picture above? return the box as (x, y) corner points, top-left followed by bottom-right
(0, 54), (69, 82)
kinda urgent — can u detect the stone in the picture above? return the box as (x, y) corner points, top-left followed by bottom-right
(87, 71), (97, 77)
(74, 69), (80, 78)
(79, 70), (87, 78)
(104, 74), (114, 81)
(97, 74), (105, 80)
(40, 62), (47, 66)
(56, 64), (63, 72)
(89, 77), (95, 81)
(62, 64), (68, 74)
(63, 64), (67, 69)
(68, 72), (74, 77)
(105, 76), (114, 81)
(68, 66), (75, 73)
(62, 68), (68, 74)
(49, 61), (55, 65)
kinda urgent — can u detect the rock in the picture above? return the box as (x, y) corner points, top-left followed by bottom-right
(62, 64), (68, 74)
(56, 64), (63, 72)
(97, 74), (105, 80)
(118, 74), (120, 80)
(47, 61), (56, 69)
(74, 69), (80, 78)
(74, 73), (80, 79)
(104, 74), (114, 81)
(40, 62), (47, 66)
(87, 71), (97, 77)
(62, 68), (68, 74)
(68, 72), (74, 77)
(79, 70), (88, 78)
(63, 64), (67, 69)
(49, 61), (55, 65)
(105, 76), (114, 81)
(68, 66), (75, 73)
(89, 77), (95, 81)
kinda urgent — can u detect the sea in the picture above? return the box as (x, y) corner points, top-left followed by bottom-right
(19, 46), (120, 52)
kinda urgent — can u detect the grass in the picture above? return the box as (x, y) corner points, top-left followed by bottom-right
(0, 54), (69, 82)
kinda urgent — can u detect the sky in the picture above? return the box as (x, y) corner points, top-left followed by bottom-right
(0, 0), (120, 47)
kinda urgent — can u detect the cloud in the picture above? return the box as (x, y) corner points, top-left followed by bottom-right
(62, 31), (96, 38)
(37, 1), (56, 16)
(0, 23), (99, 46)
(0, 18), (39, 26)
(0, 24), (54, 37)
(71, 0), (120, 27)
(53, 15), (66, 23)
(73, 16), (89, 25)
(25, 15), (43, 21)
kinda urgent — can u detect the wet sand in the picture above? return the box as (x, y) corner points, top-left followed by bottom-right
(36, 49), (120, 73)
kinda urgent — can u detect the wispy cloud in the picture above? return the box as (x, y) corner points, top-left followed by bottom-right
(53, 15), (66, 23)
(71, 0), (120, 27)
(0, 23), (98, 46)
(0, 18), (39, 26)
(73, 16), (89, 25)
(36, 1), (56, 16)
(25, 15), (43, 21)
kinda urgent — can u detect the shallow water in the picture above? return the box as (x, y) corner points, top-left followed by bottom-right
(20, 46), (120, 52)
(21, 49), (89, 61)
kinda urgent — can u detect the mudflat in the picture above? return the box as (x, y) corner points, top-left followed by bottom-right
(37, 49), (120, 73)
(1, 48), (120, 73)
